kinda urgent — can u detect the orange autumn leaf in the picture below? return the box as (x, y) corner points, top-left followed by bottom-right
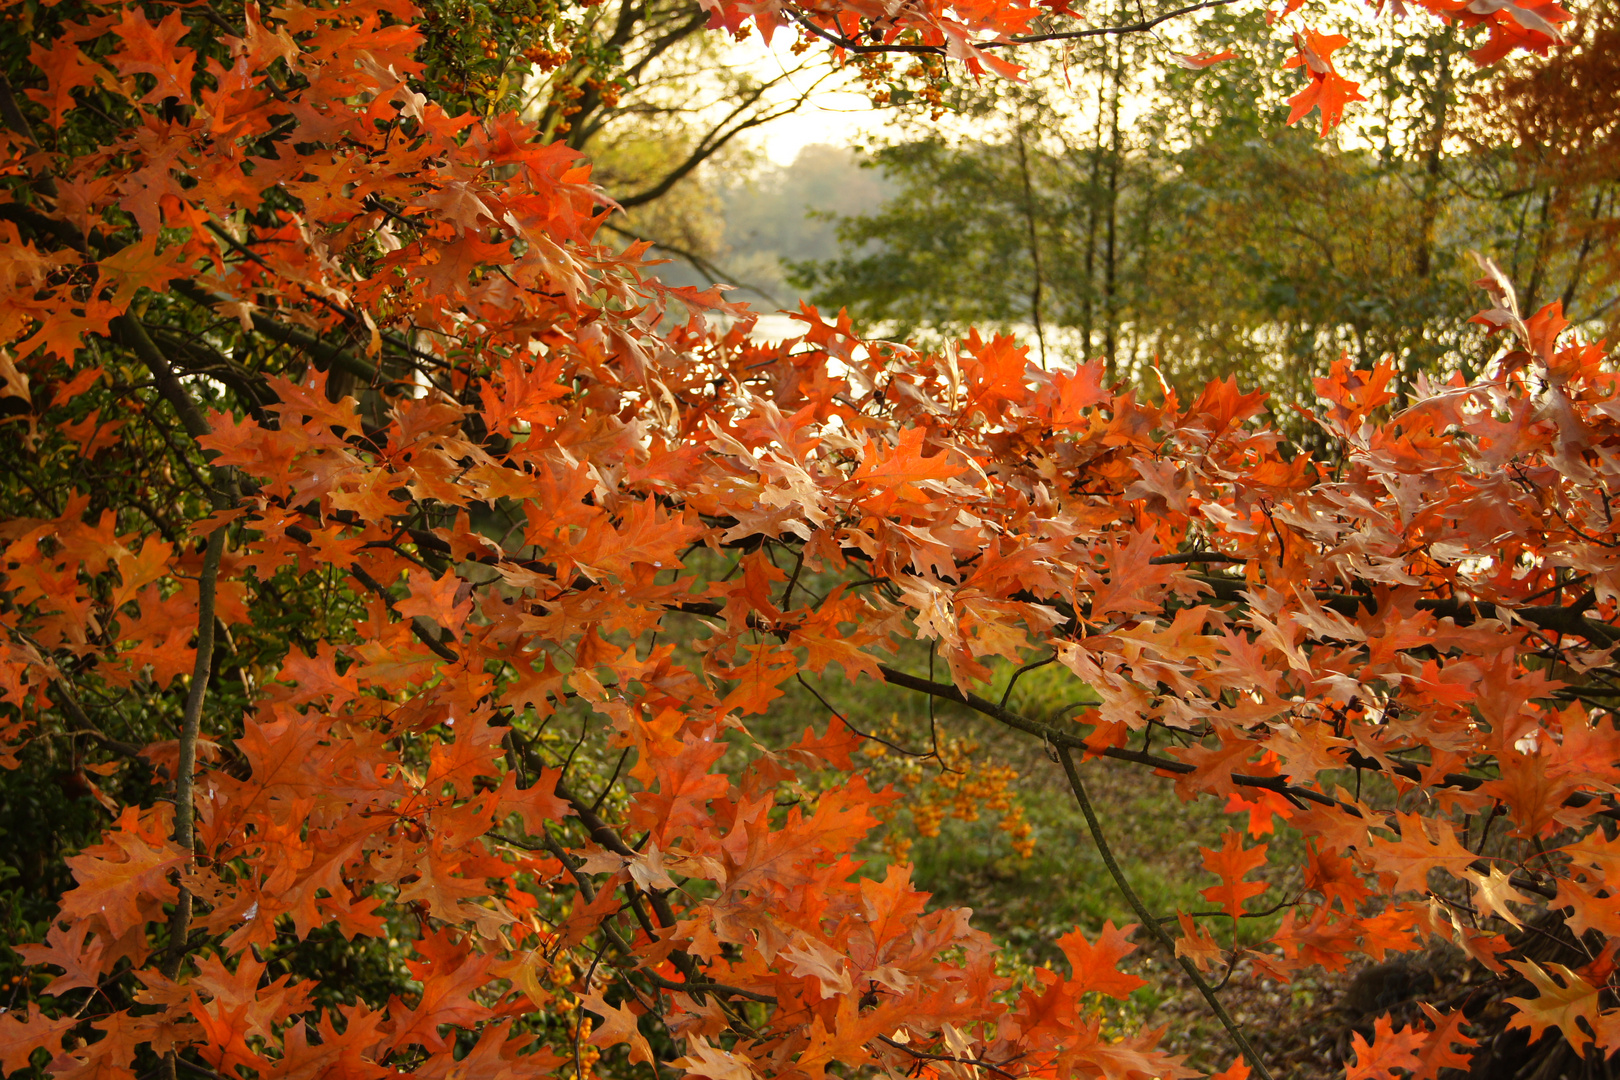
(1056, 920), (1146, 999)
(0, 0), (1605, 1072)
(1176, 49), (1238, 68)
(580, 988), (656, 1066)
(1505, 960), (1604, 1051)
(1173, 912), (1225, 973)
(1410, 1004), (1479, 1080)
(1199, 829), (1269, 919)
(1284, 28), (1367, 135)
(1367, 813), (1478, 894)
(0, 1006), (79, 1075)
(57, 806), (188, 939)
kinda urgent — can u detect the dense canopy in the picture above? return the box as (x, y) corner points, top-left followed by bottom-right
(0, 0), (1613, 1079)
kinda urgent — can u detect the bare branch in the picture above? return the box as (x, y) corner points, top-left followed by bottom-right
(600, 220), (783, 305)
(347, 563), (462, 663)
(161, 522), (225, 980)
(613, 68), (838, 209)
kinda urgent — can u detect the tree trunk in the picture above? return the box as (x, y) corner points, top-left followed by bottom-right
(1015, 121), (1048, 369)
(1103, 41), (1123, 378)
(1082, 76), (1106, 360)
(1400, 38), (1452, 410)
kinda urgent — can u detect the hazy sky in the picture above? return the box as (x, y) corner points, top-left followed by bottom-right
(736, 31), (883, 165)
(753, 97), (876, 165)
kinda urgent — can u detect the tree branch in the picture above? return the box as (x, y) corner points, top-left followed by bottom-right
(161, 521), (225, 980)
(170, 281), (381, 386)
(873, 1035), (1020, 1079)
(115, 316), (228, 457)
(0, 71), (60, 201)
(612, 70), (834, 209)
(113, 317), (240, 981)
(641, 970), (778, 1004)
(995, 0), (1246, 45)
(347, 562), (462, 663)
(788, 0), (1244, 57)
(876, 661), (1620, 821)
(874, 663), (1343, 808)
(1056, 744), (1274, 1080)
(1149, 552), (1245, 564)
(600, 220), (782, 305)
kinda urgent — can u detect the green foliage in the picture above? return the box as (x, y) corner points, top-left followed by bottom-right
(789, 133), (1063, 335)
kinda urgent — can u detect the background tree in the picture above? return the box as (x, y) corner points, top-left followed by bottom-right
(1463, 1), (1620, 335)
(705, 144), (893, 307)
(406, 0), (849, 283)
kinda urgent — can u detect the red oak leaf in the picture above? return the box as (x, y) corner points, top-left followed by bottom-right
(1199, 829), (1269, 919)
(1056, 920), (1146, 999)
(1284, 29), (1366, 135)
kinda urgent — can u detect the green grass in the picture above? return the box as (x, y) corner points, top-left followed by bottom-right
(760, 646), (1302, 967)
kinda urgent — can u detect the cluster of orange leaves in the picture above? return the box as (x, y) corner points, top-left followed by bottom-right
(0, 0), (1613, 1079)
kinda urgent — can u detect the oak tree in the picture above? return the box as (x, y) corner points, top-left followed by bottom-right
(0, 1), (1606, 1080)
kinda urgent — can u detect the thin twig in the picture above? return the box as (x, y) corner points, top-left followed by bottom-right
(641, 970), (778, 1004)
(1000, 653), (1056, 710)
(795, 673), (935, 757)
(874, 1035), (1021, 1079)
(599, 221), (782, 306)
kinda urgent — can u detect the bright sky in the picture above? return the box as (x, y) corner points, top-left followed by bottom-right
(751, 96), (877, 165)
(733, 31), (883, 165)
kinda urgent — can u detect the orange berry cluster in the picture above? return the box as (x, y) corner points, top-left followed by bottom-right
(905, 59), (946, 115)
(855, 52), (896, 104)
(851, 43), (950, 120)
(584, 76), (621, 108)
(542, 957), (604, 1078)
(381, 284), (424, 323)
(526, 45), (572, 70)
(568, 1019), (602, 1079)
(866, 728), (1035, 858)
(936, 757), (1020, 819)
(912, 798), (946, 837)
(557, 82), (586, 117)
(1001, 804), (1035, 859)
